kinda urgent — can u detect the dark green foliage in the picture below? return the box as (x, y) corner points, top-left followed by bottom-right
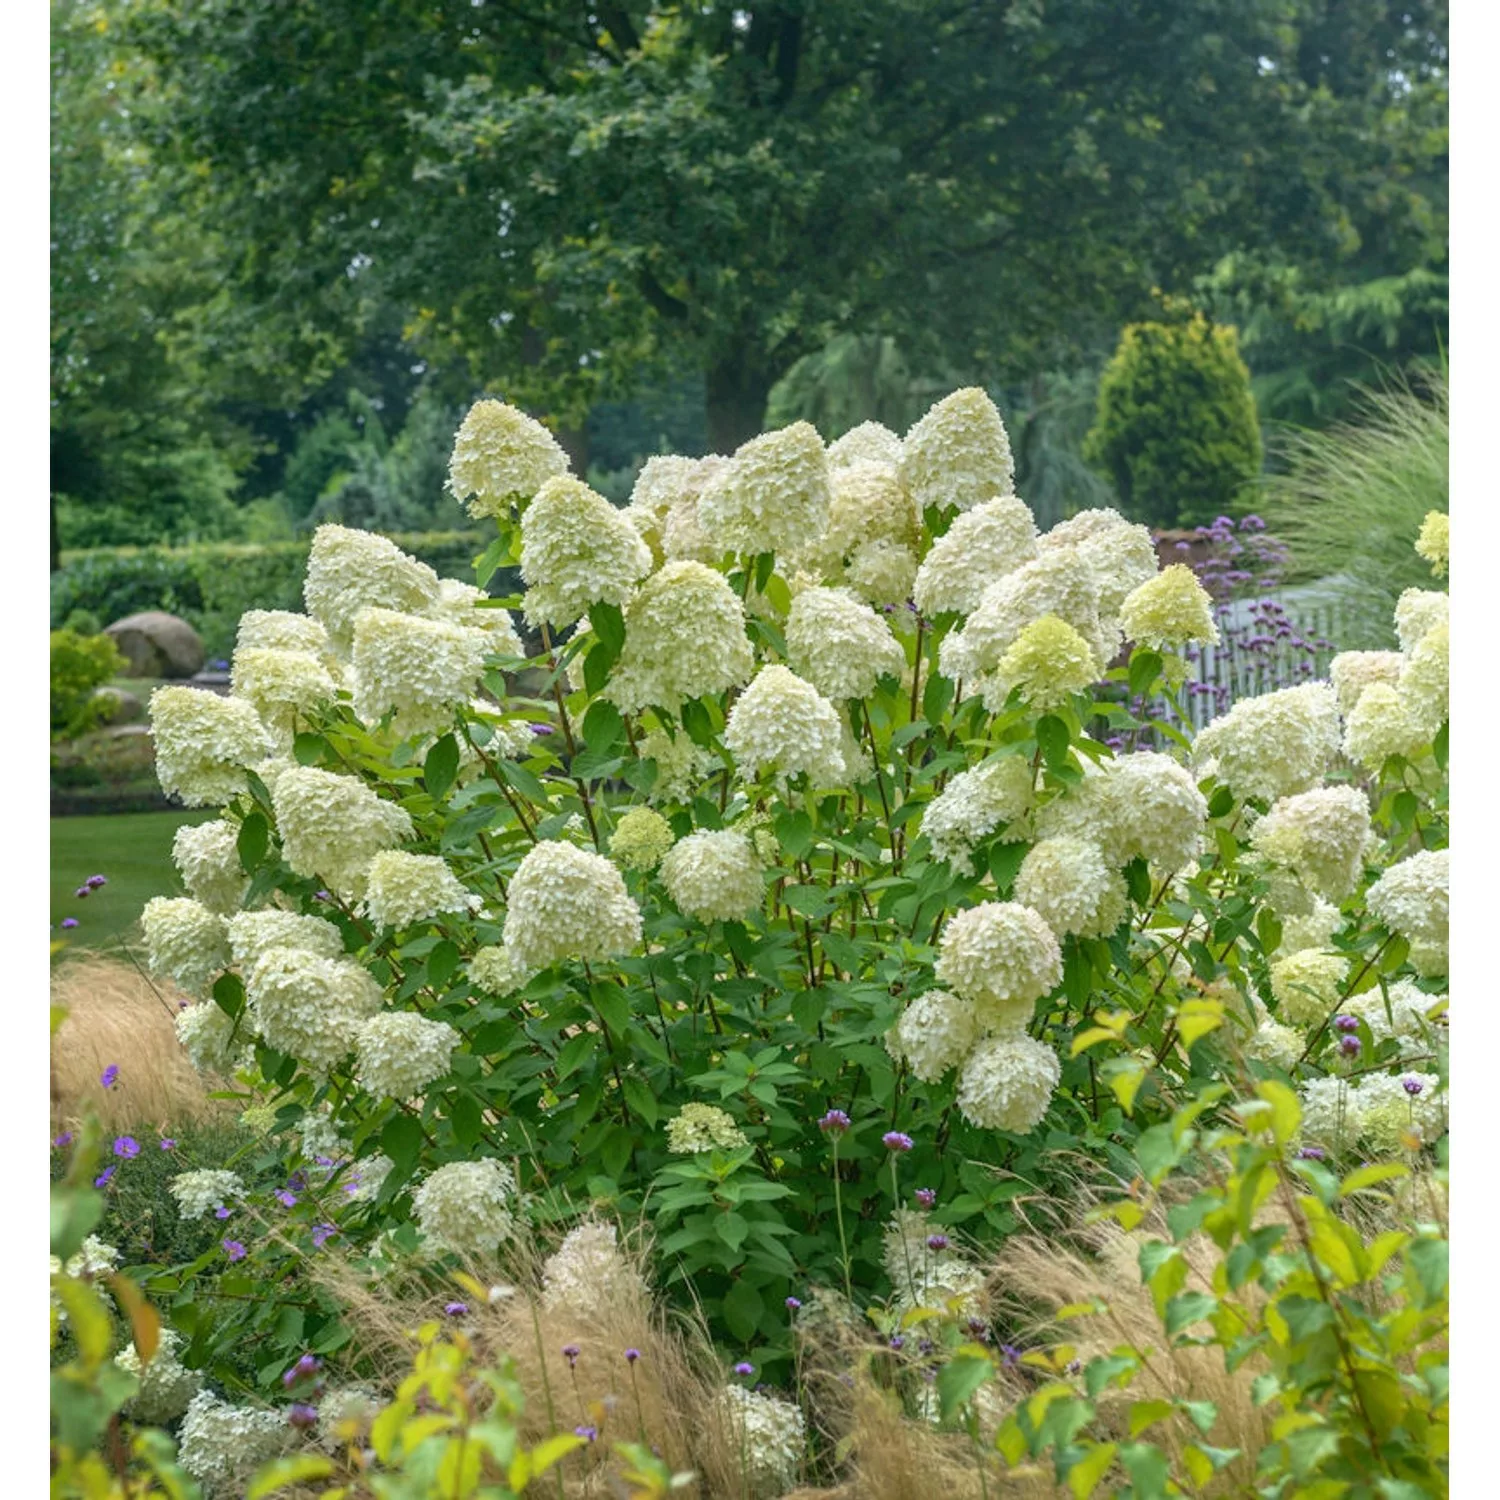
(50, 532), (488, 658)
(1084, 315), (1264, 529)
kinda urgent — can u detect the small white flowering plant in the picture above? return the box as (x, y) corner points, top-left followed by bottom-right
(136, 394), (1448, 1390)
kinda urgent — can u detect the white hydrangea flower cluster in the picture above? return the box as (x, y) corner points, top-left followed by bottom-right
(898, 387), (1013, 514)
(1194, 682), (1342, 803)
(659, 829), (764, 922)
(935, 902), (1062, 1031)
(1250, 785), (1372, 901)
(520, 475), (653, 629)
(698, 420), (831, 557)
(174, 1002), (253, 1076)
(913, 494), (1039, 616)
(885, 989), (978, 1084)
(303, 524), (440, 652)
(1415, 511), (1449, 577)
(169, 1169), (246, 1220)
(246, 948), (384, 1077)
(116, 1328), (202, 1424)
(622, 454), (699, 560)
(467, 943), (531, 996)
(1281, 898), (1344, 954)
(715, 1385), (806, 1500)
(540, 1220), (647, 1315)
(412, 1158), (519, 1257)
(1015, 836), (1126, 939)
(1242, 1014), (1305, 1072)
(882, 1207), (986, 1316)
(1269, 949), (1349, 1027)
(427, 578), (525, 657)
(1299, 1073), (1446, 1154)
(227, 909), (345, 968)
(784, 586), (906, 701)
(171, 819), (249, 915)
(919, 755), (1034, 875)
(605, 560), (754, 712)
(1329, 650), (1404, 715)
(230, 646), (338, 741)
(448, 399), (571, 517)
(1394, 588), (1448, 655)
(666, 1102), (749, 1153)
(341, 1154), (395, 1205)
(502, 840), (642, 970)
(177, 1390), (294, 1496)
(355, 1012), (460, 1100)
(1041, 508), (1159, 617)
(316, 1387), (382, 1452)
(724, 665), (849, 787)
(150, 686), (274, 807)
(1367, 849), (1449, 963)
(610, 806), (676, 871)
(1342, 682), (1429, 770)
(984, 614), (1100, 711)
(661, 456), (729, 563)
(361, 851), (476, 929)
(142, 897), (230, 996)
(956, 1033), (1063, 1133)
(1120, 564), (1219, 651)
(638, 726), (719, 804)
(828, 420), (903, 469)
(271, 766), (414, 899)
(351, 607), (490, 738)
(1346, 980), (1444, 1052)
(236, 608), (336, 664)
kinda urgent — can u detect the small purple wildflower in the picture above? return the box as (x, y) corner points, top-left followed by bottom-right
(1334, 1014), (1359, 1034)
(889, 1334), (905, 1350)
(222, 1240), (247, 1261)
(1066, 1358), (1083, 1375)
(1402, 1076), (1425, 1097)
(1296, 1146), (1326, 1161)
(785, 1297), (802, 1311)
(625, 1348), (641, 1364)
(94, 1166), (115, 1188)
(926, 1234), (949, 1252)
(52, 1132), (74, 1149)
(914, 1188), (937, 1209)
(61, 918), (79, 929)
(529, 722), (553, 735)
(287, 1403), (318, 1430)
(275, 1189), (299, 1209)
(1339, 1035), (1362, 1058)
(214, 1205), (231, 1220)
(917, 1339), (935, 1356)
(86, 875), (107, 889)
(75, 886), (91, 899)
(311, 1224), (336, 1248)
(818, 1109), (851, 1136)
(113, 1136), (140, 1159)
(444, 1301), (469, 1317)
(100, 1065), (119, 1089)
(575, 1425), (598, 1441)
(313, 890), (331, 902)
(1000, 1344), (1021, 1368)
(562, 1344), (580, 1366)
(882, 1131), (914, 1152)
(159, 1138), (177, 1151)
(733, 1362), (755, 1377)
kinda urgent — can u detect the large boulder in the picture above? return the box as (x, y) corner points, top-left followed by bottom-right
(104, 612), (205, 679)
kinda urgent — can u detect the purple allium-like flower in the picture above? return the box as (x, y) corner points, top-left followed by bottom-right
(295, 1354), (321, 1378)
(1296, 1147), (1326, 1161)
(53, 1132), (73, 1149)
(734, 1362), (755, 1377)
(87, 875), (107, 889)
(287, 1403), (318, 1430)
(530, 722), (553, 735)
(1339, 1035), (1362, 1058)
(917, 1339), (935, 1357)
(785, 1297), (802, 1311)
(562, 1344), (580, 1366)
(1402, 1076), (1425, 1097)
(1334, 1014), (1359, 1034)
(926, 1234), (949, 1252)
(312, 1223), (336, 1248)
(94, 1166), (115, 1188)
(1066, 1357), (1083, 1375)
(61, 918), (79, 929)
(889, 1335), (905, 1350)
(882, 1131), (914, 1152)
(818, 1109), (851, 1136)
(444, 1301), (468, 1317)
(113, 1136), (140, 1159)
(75, 886), (90, 899)
(222, 1239), (247, 1261)
(914, 1188), (937, 1209)
(1000, 1344), (1021, 1367)
(575, 1425), (598, 1441)
(159, 1138), (176, 1151)
(100, 1065), (119, 1089)
(313, 890), (331, 902)
(625, 1348), (641, 1364)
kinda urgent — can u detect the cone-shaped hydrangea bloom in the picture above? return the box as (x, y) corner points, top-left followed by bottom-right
(811, 460), (919, 568)
(844, 537), (919, 606)
(412, 1158), (519, 1257)
(1329, 650), (1405, 714)
(935, 902), (1062, 1030)
(666, 1102), (749, 1153)
(231, 647), (338, 740)
(117, 1328), (202, 1425)
(920, 755), (1034, 874)
(983, 615), (1099, 712)
(1120, 565), (1219, 650)
(956, 1034), (1061, 1132)
(520, 475), (652, 629)
(362, 851), (476, 929)
(715, 1386), (805, 1500)
(1416, 510), (1449, 577)
(175, 1002), (253, 1076)
(1105, 753), (1208, 872)
(236, 609), (336, 667)
(1031, 757), (1114, 850)
(698, 421), (831, 557)
(886, 988), (979, 1083)
(467, 943), (531, 996)
(913, 495), (1040, 617)
(1251, 785), (1371, 901)
(503, 840), (642, 970)
(828, 420), (903, 469)
(351, 607), (490, 739)
(355, 1012), (460, 1099)
(638, 726), (718, 803)
(426, 579), (525, 658)
(246, 947), (384, 1077)
(150, 686), (275, 807)
(1269, 949), (1348, 1026)
(1347, 980), (1443, 1051)
(272, 766), (414, 899)
(784, 586), (906, 701)
(1040, 509), (1159, 618)
(541, 1220), (648, 1316)
(723, 664), (847, 788)
(169, 1168), (246, 1220)
(899, 388), (1014, 513)
(1342, 682), (1430, 769)
(1394, 588), (1448, 654)
(227, 909), (344, 968)
(1281, 897), (1343, 955)
(605, 561), (754, 713)
(1243, 1014), (1304, 1072)
(609, 806), (675, 872)
(142, 897), (231, 996)
(177, 1391), (294, 1494)
(1349, 1071), (1446, 1153)
(171, 820), (249, 915)
(622, 455), (698, 561)
(303, 525), (440, 652)
(1015, 837), (1126, 939)
(661, 457), (729, 564)
(1398, 621), (1448, 737)
(659, 829), (763, 922)
(1367, 848), (1448, 952)
(447, 399), (570, 518)
(1194, 682), (1341, 803)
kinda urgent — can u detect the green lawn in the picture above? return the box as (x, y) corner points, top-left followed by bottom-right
(52, 809), (213, 949)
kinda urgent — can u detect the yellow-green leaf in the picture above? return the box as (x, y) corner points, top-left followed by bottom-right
(108, 1272), (159, 1364)
(1072, 1027), (1123, 1058)
(1067, 1442), (1117, 1500)
(1108, 1061), (1147, 1114)
(528, 1433), (586, 1477)
(1182, 1445), (1214, 1488)
(1129, 1399), (1175, 1437)
(54, 1276), (111, 1367)
(1338, 1163), (1410, 1198)
(1176, 998), (1225, 1049)
(1255, 1079), (1301, 1145)
(248, 1455), (336, 1499)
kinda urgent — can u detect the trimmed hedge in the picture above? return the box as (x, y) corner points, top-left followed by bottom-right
(51, 532), (493, 658)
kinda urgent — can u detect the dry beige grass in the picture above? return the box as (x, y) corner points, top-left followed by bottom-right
(50, 952), (229, 1133)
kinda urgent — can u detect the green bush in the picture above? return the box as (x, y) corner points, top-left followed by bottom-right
(51, 532), (494, 658)
(1084, 313), (1263, 529)
(51, 629), (127, 739)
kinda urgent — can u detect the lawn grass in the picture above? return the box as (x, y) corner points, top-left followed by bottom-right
(52, 809), (213, 950)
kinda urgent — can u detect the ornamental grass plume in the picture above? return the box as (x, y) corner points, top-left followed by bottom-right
(785, 586), (906, 701)
(520, 474), (653, 629)
(899, 387), (1015, 514)
(303, 524), (441, 652)
(659, 828), (765, 923)
(913, 494), (1040, 617)
(50, 956), (226, 1133)
(698, 419), (832, 556)
(149, 686), (274, 808)
(724, 664), (849, 788)
(271, 765), (415, 899)
(171, 819), (249, 915)
(502, 839), (642, 971)
(447, 398), (571, 517)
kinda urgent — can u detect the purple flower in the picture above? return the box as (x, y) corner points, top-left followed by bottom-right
(275, 1189), (299, 1208)
(734, 1362), (755, 1377)
(313, 890), (331, 902)
(889, 1334), (905, 1350)
(1339, 1035), (1362, 1058)
(312, 1224), (336, 1248)
(785, 1297), (802, 1311)
(1065, 1357), (1083, 1375)
(966, 1318), (988, 1339)
(562, 1344), (580, 1366)
(444, 1301), (469, 1317)
(926, 1234), (949, 1252)
(1334, 1015), (1359, 1034)
(285, 1354), (321, 1385)
(52, 1132), (74, 1149)
(159, 1138), (177, 1151)
(113, 1136), (140, 1159)
(1000, 1344), (1021, 1367)
(1402, 1076), (1425, 1097)
(882, 1131), (914, 1152)
(1296, 1147), (1326, 1161)
(287, 1402), (319, 1430)
(100, 1065), (119, 1090)
(212, 658), (230, 672)
(86, 875), (107, 889)
(914, 1188), (937, 1209)
(529, 722), (553, 735)
(818, 1109), (851, 1136)
(574, 1425), (598, 1441)
(61, 918), (78, 930)
(94, 1166), (116, 1188)
(223, 1239), (247, 1261)
(214, 1205), (231, 1220)
(75, 886), (91, 899)
(625, 1348), (641, 1364)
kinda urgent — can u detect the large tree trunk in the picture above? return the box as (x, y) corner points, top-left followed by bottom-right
(705, 360), (776, 455)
